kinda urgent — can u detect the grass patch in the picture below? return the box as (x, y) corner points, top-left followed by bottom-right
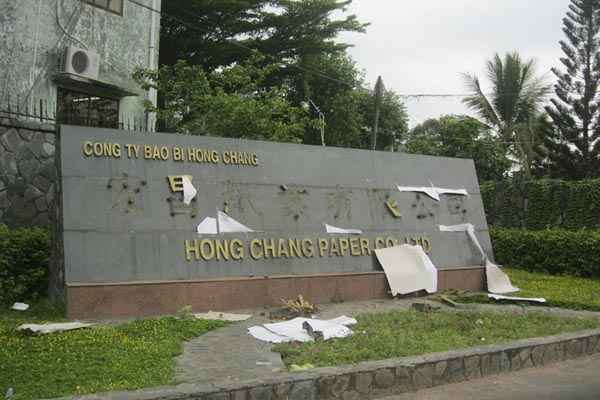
(274, 310), (600, 368)
(0, 302), (227, 400)
(449, 268), (600, 312)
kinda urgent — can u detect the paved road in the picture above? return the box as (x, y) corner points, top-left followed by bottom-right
(384, 353), (600, 400)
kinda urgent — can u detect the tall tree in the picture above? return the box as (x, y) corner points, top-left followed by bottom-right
(462, 52), (551, 178)
(404, 115), (511, 181)
(544, 0), (600, 179)
(133, 55), (315, 143)
(159, 0), (367, 72)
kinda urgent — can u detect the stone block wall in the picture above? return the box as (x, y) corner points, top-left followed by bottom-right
(0, 117), (57, 227)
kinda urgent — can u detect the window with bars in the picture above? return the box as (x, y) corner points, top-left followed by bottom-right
(82, 0), (123, 15)
(57, 88), (120, 129)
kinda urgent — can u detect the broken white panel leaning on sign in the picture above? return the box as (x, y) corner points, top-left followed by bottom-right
(325, 224), (363, 235)
(374, 244), (438, 296)
(196, 217), (218, 234)
(182, 175), (198, 205)
(485, 259), (520, 294)
(397, 184), (469, 202)
(217, 211), (255, 233)
(439, 224), (519, 294)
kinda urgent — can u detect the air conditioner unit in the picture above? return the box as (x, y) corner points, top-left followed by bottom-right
(64, 46), (100, 80)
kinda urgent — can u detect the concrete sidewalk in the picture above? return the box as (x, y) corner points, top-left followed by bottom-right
(384, 353), (600, 400)
(175, 298), (417, 385)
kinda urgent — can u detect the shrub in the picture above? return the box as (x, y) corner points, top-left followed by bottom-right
(0, 224), (50, 304)
(481, 179), (600, 230)
(491, 228), (600, 277)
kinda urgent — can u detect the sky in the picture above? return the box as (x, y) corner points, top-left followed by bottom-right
(338, 0), (571, 127)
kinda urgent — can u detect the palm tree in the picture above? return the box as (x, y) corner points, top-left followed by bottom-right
(462, 52), (551, 178)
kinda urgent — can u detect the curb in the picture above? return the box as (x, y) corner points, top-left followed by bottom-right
(49, 328), (600, 400)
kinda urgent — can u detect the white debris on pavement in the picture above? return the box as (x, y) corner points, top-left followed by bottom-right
(249, 316), (357, 343)
(194, 311), (252, 322)
(488, 294), (547, 303)
(17, 322), (95, 334)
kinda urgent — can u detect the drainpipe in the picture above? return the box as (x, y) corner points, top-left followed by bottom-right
(146, 0), (159, 131)
(28, 0), (43, 113)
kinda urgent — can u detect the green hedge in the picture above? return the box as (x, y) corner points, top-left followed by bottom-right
(491, 228), (600, 277)
(481, 179), (600, 230)
(0, 225), (50, 304)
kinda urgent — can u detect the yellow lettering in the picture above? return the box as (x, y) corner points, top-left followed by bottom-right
(83, 141), (93, 156)
(288, 239), (301, 258)
(277, 239), (289, 258)
(200, 239), (215, 260)
(230, 239), (244, 260)
(330, 239), (341, 257)
(301, 239), (314, 257)
(250, 239), (263, 260)
(263, 238), (277, 259)
(185, 240), (200, 261)
(215, 240), (230, 261)
(339, 238), (350, 256)
(360, 238), (371, 256)
(350, 238), (361, 256)
(318, 238), (329, 257)
(160, 146), (169, 160)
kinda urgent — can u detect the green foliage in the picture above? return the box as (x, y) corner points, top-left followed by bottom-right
(134, 56), (315, 142)
(448, 268), (600, 312)
(508, 268), (600, 312)
(462, 52), (551, 178)
(0, 225), (50, 305)
(404, 115), (511, 181)
(160, 0), (368, 71)
(491, 228), (600, 277)
(274, 309), (600, 367)
(544, 0), (600, 179)
(481, 179), (600, 229)
(0, 308), (227, 399)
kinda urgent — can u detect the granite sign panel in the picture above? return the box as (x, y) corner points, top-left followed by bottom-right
(60, 125), (492, 287)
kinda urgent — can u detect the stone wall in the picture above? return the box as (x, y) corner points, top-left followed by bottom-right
(51, 328), (600, 400)
(0, 117), (57, 227)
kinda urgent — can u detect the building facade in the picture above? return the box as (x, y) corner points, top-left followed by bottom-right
(0, 0), (161, 129)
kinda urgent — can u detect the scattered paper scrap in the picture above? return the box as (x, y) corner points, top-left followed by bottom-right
(249, 316), (357, 343)
(217, 211), (255, 233)
(194, 311), (252, 322)
(248, 326), (290, 343)
(439, 224), (519, 294)
(196, 217), (218, 234)
(439, 223), (485, 260)
(374, 244), (438, 296)
(397, 184), (469, 202)
(488, 294), (547, 303)
(197, 212), (256, 234)
(11, 302), (29, 311)
(17, 322), (95, 335)
(182, 175), (198, 205)
(325, 224), (363, 235)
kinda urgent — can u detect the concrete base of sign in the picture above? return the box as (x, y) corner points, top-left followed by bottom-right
(66, 267), (484, 319)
